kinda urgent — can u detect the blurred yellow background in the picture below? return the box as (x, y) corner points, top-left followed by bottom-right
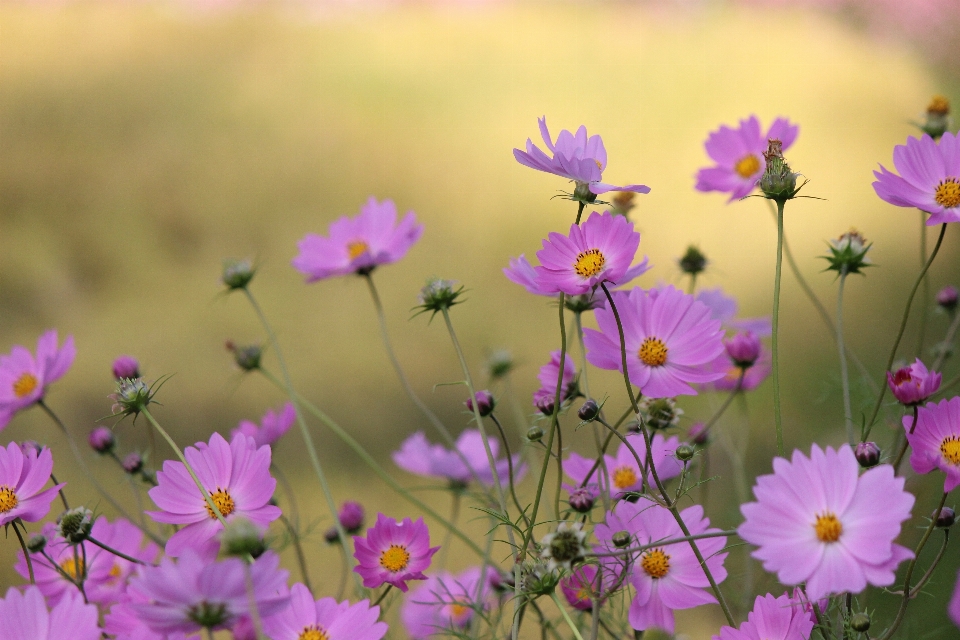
(1, 1), (959, 637)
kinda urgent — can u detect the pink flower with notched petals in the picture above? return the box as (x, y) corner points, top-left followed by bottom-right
(695, 116), (799, 202)
(292, 196), (424, 281)
(873, 132), (960, 225)
(565, 432), (683, 499)
(263, 583), (387, 640)
(712, 592), (815, 640)
(0, 330), (75, 430)
(584, 286), (725, 399)
(0, 441), (64, 528)
(147, 432), (281, 557)
(393, 429), (526, 487)
(905, 396), (960, 492)
(353, 514), (439, 592)
(504, 253), (650, 306)
(513, 117), (651, 196)
(401, 567), (489, 638)
(738, 444), (915, 602)
(0, 586), (101, 640)
(887, 359), (941, 406)
(231, 402), (296, 447)
(532, 350), (579, 414)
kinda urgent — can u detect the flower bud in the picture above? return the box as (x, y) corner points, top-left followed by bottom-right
(220, 517), (265, 558)
(122, 452), (144, 474)
(689, 422), (709, 446)
(938, 285), (958, 312)
(221, 258), (255, 290)
(823, 229), (872, 275)
(679, 245), (707, 277)
(26, 534), (47, 554)
(338, 501), (365, 534)
(56, 507), (93, 544)
(324, 526), (341, 545)
(226, 341), (262, 371)
(534, 395), (555, 416)
(19, 441), (44, 456)
(850, 612), (871, 633)
(465, 391), (495, 417)
(609, 191), (637, 217)
(919, 95), (950, 140)
(854, 442), (881, 468)
(611, 530), (631, 548)
(111, 355), (140, 380)
(758, 139), (801, 201)
(416, 278), (463, 316)
(111, 378), (153, 417)
(527, 426), (544, 442)
(675, 444), (695, 462)
(887, 359), (941, 406)
(639, 397), (682, 431)
(486, 349), (514, 379)
(725, 331), (761, 368)
(573, 181), (598, 204)
(578, 399), (599, 421)
(935, 506), (956, 528)
(568, 487), (595, 513)
(88, 427), (116, 454)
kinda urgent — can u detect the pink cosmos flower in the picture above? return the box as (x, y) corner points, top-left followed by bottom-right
(532, 349), (579, 414)
(887, 359), (941, 406)
(292, 196), (424, 281)
(401, 567), (490, 638)
(584, 286), (725, 398)
(17, 517), (159, 606)
(560, 565), (609, 611)
(0, 441), (63, 527)
(905, 396), (960, 492)
(565, 432), (683, 498)
(700, 345), (772, 393)
(128, 549), (289, 635)
(695, 116), (799, 201)
(873, 132), (960, 225)
(104, 597), (188, 640)
(231, 402), (296, 447)
(513, 117), (651, 196)
(353, 513), (439, 592)
(712, 592), (815, 640)
(725, 331), (762, 367)
(0, 586), (101, 640)
(393, 429), (526, 487)
(263, 583), (387, 640)
(0, 330), (75, 430)
(147, 432), (281, 557)
(738, 444), (915, 601)
(696, 288), (772, 336)
(595, 500), (728, 633)
(504, 253), (650, 307)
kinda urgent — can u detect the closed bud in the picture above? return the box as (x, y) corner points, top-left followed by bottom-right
(110, 378), (153, 417)
(854, 442), (881, 468)
(573, 180), (598, 204)
(26, 534), (47, 554)
(568, 487), (595, 513)
(324, 526), (341, 545)
(725, 331), (762, 368)
(938, 285), (958, 312)
(919, 95), (951, 140)
(88, 427), (116, 454)
(338, 501), (365, 534)
(226, 342), (262, 372)
(416, 278), (464, 317)
(823, 229), (873, 275)
(56, 507), (93, 544)
(221, 517), (265, 558)
(466, 390), (495, 417)
(578, 399), (599, 421)
(221, 258), (255, 290)
(759, 139), (802, 202)
(527, 426), (544, 442)
(639, 397), (682, 431)
(850, 612), (871, 632)
(122, 452), (144, 474)
(675, 444), (695, 461)
(612, 530), (631, 548)
(936, 506), (956, 528)
(679, 245), (707, 276)
(608, 191), (637, 217)
(111, 355), (140, 380)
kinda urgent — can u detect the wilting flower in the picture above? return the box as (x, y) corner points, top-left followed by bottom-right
(353, 514), (439, 592)
(513, 117), (651, 198)
(231, 402), (296, 447)
(540, 522), (588, 571)
(584, 286), (725, 398)
(0, 586), (101, 640)
(532, 350), (579, 414)
(695, 116), (799, 201)
(565, 432), (683, 499)
(905, 396), (960, 492)
(0, 330), (75, 430)
(401, 567), (489, 638)
(263, 583), (387, 640)
(738, 444), (914, 601)
(393, 429), (526, 487)
(887, 359), (941, 406)
(712, 592), (815, 640)
(128, 549), (289, 635)
(873, 132), (960, 225)
(595, 500), (728, 633)
(292, 196), (424, 281)
(147, 432), (281, 557)
(0, 441), (64, 528)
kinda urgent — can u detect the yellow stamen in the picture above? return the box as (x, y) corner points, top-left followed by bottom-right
(638, 337), (668, 367)
(814, 512), (843, 543)
(204, 489), (235, 519)
(734, 154), (761, 178)
(61, 557), (85, 581)
(347, 240), (369, 260)
(12, 373), (38, 399)
(934, 178), (960, 209)
(449, 602), (470, 619)
(0, 486), (18, 513)
(940, 436), (960, 465)
(594, 159), (603, 170)
(612, 466), (638, 490)
(298, 625), (329, 640)
(573, 248), (606, 278)
(379, 544), (411, 572)
(641, 548), (671, 579)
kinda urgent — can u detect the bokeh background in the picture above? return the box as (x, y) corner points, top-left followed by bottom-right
(2, 0), (960, 637)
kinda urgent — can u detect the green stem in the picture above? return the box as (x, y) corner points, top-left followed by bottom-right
(916, 211), (929, 357)
(772, 199), (785, 456)
(243, 563), (266, 640)
(836, 267), (854, 444)
(551, 590), (585, 640)
(490, 412), (529, 525)
(86, 536), (154, 566)
(13, 521), (34, 583)
(588, 528), (737, 557)
(575, 312), (610, 511)
(372, 584), (393, 607)
(864, 224), (948, 440)
(892, 406), (918, 474)
(700, 371), (744, 437)
(932, 307), (960, 372)
(279, 514), (312, 592)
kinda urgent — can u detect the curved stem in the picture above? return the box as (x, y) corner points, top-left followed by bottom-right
(908, 529), (949, 599)
(13, 521), (34, 583)
(550, 590), (585, 640)
(771, 200), (785, 456)
(836, 268), (854, 444)
(279, 514), (312, 592)
(578, 406), (634, 488)
(588, 529), (737, 557)
(700, 371), (744, 437)
(916, 211), (930, 357)
(49, 473), (69, 511)
(892, 406), (918, 474)
(490, 412), (528, 525)
(372, 584), (393, 607)
(86, 536), (154, 566)
(243, 563), (266, 640)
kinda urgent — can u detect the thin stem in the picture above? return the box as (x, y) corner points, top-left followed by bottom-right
(836, 267), (855, 444)
(700, 371), (744, 437)
(578, 406), (634, 488)
(772, 199), (786, 456)
(575, 312), (610, 511)
(916, 211), (929, 357)
(279, 514), (312, 592)
(372, 584), (393, 607)
(908, 529), (949, 599)
(49, 473), (69, 511)
(932, 307), (960, 372)
(490, 413), (529, 525)
(892, 406), (918, 474)
(598, 283), (638, 412)
(243, 563), (266, 640)
(437, 492), (461, 570)
(550, 591), (585, 640)
(865, 224), (948, 440)
(13, 521), (34, 583)
(588, 529), (737, 557)
(86, 536), (154, 566)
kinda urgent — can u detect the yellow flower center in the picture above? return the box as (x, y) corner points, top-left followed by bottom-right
(449, 601), (470, 620)
(347, 240), (369, 260)
(204, 489), (236, 519)
(576, 585), (592, 601)
(573, 248), (606, 278)
(12, 373), (38, 399)
(641, 548), (671, 579)
(298, 625), (329, 640)
(935, 178), (960, 208)
(612, 465), (638, 490)
(814, 512), (843, 543)
(734, 154), (761, 178)
(638, 337), (668, 367)
(379, 544), (411, 572)
(0, 486), (18, 513)
(61, 557), (85, 581)
(940, 436), (960, 465)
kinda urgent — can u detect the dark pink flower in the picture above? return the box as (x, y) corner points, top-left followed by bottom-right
(887, 359), (941, 405)
(231, 402), (296, 447)
(725, 331), (761, 367)
(873, 132), (960, 225)
(695, 115), (799, 202)
(464, 390), (495, 417)
(393, 429), (525, 487)
(905, 396), (960, 492)
(339, 501), (366, 534)
(565, 432), (683, 499)
(0, 586), (100, 640)
(700, 345), (772, 393)
(263, 583), (387, 640)
(532, 350), (578, 414)
(0, 330), (75, 430)
(712, 592), (815, 640)
(504, 252), (650, 300)
(111, 355), (140, 380)
(560, 565), (608, 611)
(353, 513), (439, 592)
(88, 426), (115, 453)
(0, 441), (63, 528)
(401, 567), (489, 638)
(292, 196), (423, 281)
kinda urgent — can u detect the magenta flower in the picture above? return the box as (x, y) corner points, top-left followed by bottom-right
(738, 444), (915, 601)
(939, 284), (959, 310)
(292, 197), (423, 281)
(533, 349), (579, 414)
(401, 567), (489, 638)
(565, 432), (683, 498)
(88, 426), (115, 453)
(231, 402), (296, 447)
(873, 132), (960, 225)
(353, 513), (439, 592)
(584, 286), (725, 398)
(513, 117), (651, 196)
(0, 441), (63, 528)
(725, 331), (762, 368)
(393, 429), (525, 487)
(111, 355), (140, 379)
(712, 592), (815, 640)
(905, 396), (960, 492)
(504, 253), (650, 302)
(595, 500), (728, 633)
(263, 583), (386, 640)
(0, 330), (75, 430)
(147, 432), (281, 557)
(695, 116), (799, 201)
(0, 586), (101, 640)
(887, 359), (941, 406)
(560, 565), (608, 611)
(128, 549), (289, 635)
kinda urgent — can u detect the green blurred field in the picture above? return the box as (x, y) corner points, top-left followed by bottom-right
(1, 2), (959, 636)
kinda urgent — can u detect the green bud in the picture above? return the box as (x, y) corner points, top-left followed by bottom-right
(111, 378), (153, 417)
(27, 534), (47, 554)
(226, 341), (262, 372)
(220, 517), (266, 558)
(612, 530), (631, 548)
(526, 426), (544, 442)
(675, 444), (695, 461)
(823, 230), (873, 276)
(758, 139), (802, 202)
(415, 278), (464, 318)
(850, 612), (870, 632)
(56, 507), (93, 544)
(679, 245), (708, 277)
(918, 95), (951, 140)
